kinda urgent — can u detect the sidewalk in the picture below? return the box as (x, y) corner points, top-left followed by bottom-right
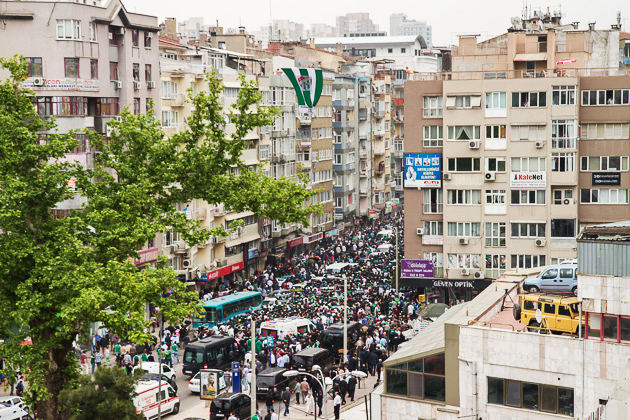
(173, 373), (380, 420)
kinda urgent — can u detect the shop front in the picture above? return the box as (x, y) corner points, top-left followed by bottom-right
(198, 261), (245, 289)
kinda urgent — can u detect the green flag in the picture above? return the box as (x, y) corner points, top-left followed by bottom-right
(282, 67), (323, 108)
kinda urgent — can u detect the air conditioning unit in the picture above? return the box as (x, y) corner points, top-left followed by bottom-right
(416, 228), (424, 236)
(134, 81), (141, 90)
(33, 78), (44, 86)
(469, 140), (480, 149)
(563, 198), (574, 205)
(147, 81), (156, 89)
(216, 258), (227, 267)
(115, 27), (125, 36)
(114, 80), (122, 89)
(443, 173), (452, 181)
(461, 268), (470, 276)
(535, 140), (545, 149)
(458, 237), (469, 245)
(182, 259), (193, 268)
(535, 239), (547, 247)
(474, 271), (485, 279)
(484, 172), (496, 182)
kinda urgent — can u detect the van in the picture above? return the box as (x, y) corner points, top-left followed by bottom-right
(260, 318), (315, 337)
(523, 263), (578, 295)
(256, 367), (293, 399)
(325, 263), (358, 275)
(376, 244), (393, 254)
(291, 348), (332, 371)
(183, 335), (236, 376)
(0, 404), (32, 420)
(321, 321), (363, 355)
(134, 380), (180, 419)
(376, 229), (393, 240)
(135, 362), (176, 381)
(513, 294), (584, 335)
(209, 393), (251, 420)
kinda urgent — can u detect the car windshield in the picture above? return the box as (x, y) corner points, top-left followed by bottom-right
(293, 355), (310, 366)
(184, 349), (203, 363)
(258, 376), (277, 387)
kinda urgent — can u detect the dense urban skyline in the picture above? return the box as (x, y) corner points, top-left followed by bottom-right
(123, 0), (629, 46)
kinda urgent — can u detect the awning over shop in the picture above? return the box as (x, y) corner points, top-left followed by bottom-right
(201, 261), (244, 282)
(513, 53), (547, 61)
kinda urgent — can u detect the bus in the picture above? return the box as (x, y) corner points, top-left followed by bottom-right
(192, 291), (263, 329)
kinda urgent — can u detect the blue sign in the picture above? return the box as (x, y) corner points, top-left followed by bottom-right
(267, 336), (274, 348)
(232, 362), (241, 393)
(404, 153), (442, 188)
(248, 249), (259, 259)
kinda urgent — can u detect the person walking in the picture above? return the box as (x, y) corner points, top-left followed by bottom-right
(265, 389), (275, 413)
(333, 391), (342, 420)
(316, 390), (323, 417)
(80, 351), (89, 375)
(281, 386), (291, 416)
(94, 351), (103, 370)
(347, 375), (357, 402)
(172, 342), (180, 364)
(293, 380), (301, 404)
(304, 391), (314, 416)
(339, 376), (348, 405)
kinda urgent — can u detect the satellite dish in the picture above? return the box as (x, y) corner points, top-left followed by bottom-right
(535, 309), (542, 324)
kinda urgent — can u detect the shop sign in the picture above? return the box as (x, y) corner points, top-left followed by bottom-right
(304, 233), (323, 244)
(205, 261), (244, 281)
(592, 172), (621, 186)
(401, 278), (491, 289)
(131, 248), (159, 265)
(247, 249), (259, 259)
(391, 198), (400, 205)
(401, 260), (434, 278)
(510, 172), (546, 187)
(22, 78), (100, 91)
(369, 209), (377, 219)
(325, 229), (338, 239)
(422, 235), (444, 246)
(288, 237), (304, 248)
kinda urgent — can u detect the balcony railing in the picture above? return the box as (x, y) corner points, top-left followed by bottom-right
(423, 203), (443, 214)
(409, 67), (630, 82)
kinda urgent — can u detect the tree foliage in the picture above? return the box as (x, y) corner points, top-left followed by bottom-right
(0, 56), (319, 419)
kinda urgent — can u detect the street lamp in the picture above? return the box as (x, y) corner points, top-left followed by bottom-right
(283, 366), (367, 419)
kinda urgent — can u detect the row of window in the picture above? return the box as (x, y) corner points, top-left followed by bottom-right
(441, 221), (545, 239)
(488, 378), (574, 417)
(26, 57), (153, 83)
(445, 188), (627, 206)
(446, 156), (629, 173)
(56, 19), (153, 48)
(385, 354), (445, 402)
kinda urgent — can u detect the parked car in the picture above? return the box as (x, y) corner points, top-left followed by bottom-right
(513, 293), (584, 335)
(209, 393), (251, 420)
(136, 372), (178, 393)
(256, 367), (293, 399)
(523, 263), (578, 295)
(0, 396), (27, 412)
(134, 362), (176, 382)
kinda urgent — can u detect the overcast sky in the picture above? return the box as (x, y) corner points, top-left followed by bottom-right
(123, 0), (629, 46)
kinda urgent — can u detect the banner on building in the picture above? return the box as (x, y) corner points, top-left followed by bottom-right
(404, 153), (442, 188)
(282, 68), (323, 108)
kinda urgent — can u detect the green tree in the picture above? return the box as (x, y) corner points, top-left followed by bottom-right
(59, 367), (144, 420)
(0, 56), (319, 419)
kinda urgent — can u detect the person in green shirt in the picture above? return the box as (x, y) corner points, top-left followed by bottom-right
(114, 343), (121, 357)
(172, 343), (179, 364)
(165, 349), (173, 367)
(252, 409), (261, 420)
(255, 339), (263, 353)
(141, 351), (148, 362)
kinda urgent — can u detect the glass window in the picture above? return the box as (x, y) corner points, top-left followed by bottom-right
(621, 317), (630, 342)
(505, 380), (521, 407)
(408, 360), (423, 372)
(522, 383), (539, 410)
(541, 385), (557, 412)
(26, 58), (43, 77)
(423, 375), (445, 401)
(557, 388), (574, 417)
(588, 313), (601, 338)
(408, 372), (423, 398)
(424, 354), (445, 375)
(64, 58), (79, 78)
(488, 377), (504, 404)
(385, 369), (407, 395)
(604, 315), (618, 340)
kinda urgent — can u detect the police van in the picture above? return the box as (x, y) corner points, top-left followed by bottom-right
(133, 380), (180, 419)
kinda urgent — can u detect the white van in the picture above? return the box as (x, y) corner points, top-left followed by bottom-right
(134, 380), (180, 419)
(376, 229), (393, 239)
(325, 263), (358, 275)
(377, 243), (394, 253)
(0, 404), (32, 420)
(260, 317), (315, 337)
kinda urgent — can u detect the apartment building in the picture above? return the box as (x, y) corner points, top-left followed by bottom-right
(371, 61), (393, 219)
(158, 37), (267, 286)
(391, 69), (407, 206)
(356, 75), (374, 219)
(0, 0), (161, 267)
(390, 13), (432, 47)
(403, 17), (628, 303)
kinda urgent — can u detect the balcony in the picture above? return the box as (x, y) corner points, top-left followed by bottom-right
(298, 161), (311, 170)
(333, 121), (355, 129)
(359, 110), (368, 120)
(332, 99), (355, 109)
(193, 208), (207, 220)
(374, 168), (385, 176)
(373, 109), (385, 118)
(359, 149), (368, 158)
(298, 114), (311, 125)
(270, 154), (287, 163)
(373, 129), (385, 137)
(374, 203), (385, 210)
(360, 169), (368, 178)
(359, 188), (369, 196)
(374, 148), (385, 156)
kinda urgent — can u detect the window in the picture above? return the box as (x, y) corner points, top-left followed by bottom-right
(400, 48), (406, 53)
(510, 190), (545, 205)
(133, 98), (140, 116)
(486, 254), (507, 277)
(145, 64), (152, 81)
(581, 156), (629, 172)
(32, 97), (88, 117)
(553, 189), (573, 205)
(485, 222), (506, 247)
(485, 92), (506, 109)
(511, 254), (546, 269)
(423, 188), (443, 213)
(64, 58), (79, 78)
(334, 154), (342, 165)
(511, 157), (545, 172)
(161, 81), (178, 99)
(511, 124), (546, 141)
(144, 31), (152, 48)
(485, 189), (506, 205)
(447, 189), (481, 205)
(551, 120), (577, 149)
(488, 378), (574, 416)
(387, 48), (393, 53)
(583, 123), (630, 140)
(512, 91), (547, 108)
(259, 145), (270, 161)
(587, 313), (630, 343)
(423, 96), (443, 118)
(580, 188), (629, 204)
(552, 153), (575, 172)
(445, 95), (481, 109)
(486, 125), (506, 140)
(511, 222), (545, 238)
(486, 157), (506, 172)
(582, 89), (630, 106)
(96, 98), (119, 116)
(424, 221), (443, 236)
(447, 222), (481, 237)
(551, 219), (575, 238)
(56, 19), (81, 40)
(89, 22), (97, 42)
(131, 30), (139, 47)
(109, 62), (119, 81)
(385, 354), (445, 402)
(26, 58), (42, 77)
(552, 86), (576, 105)
(90, 59), (98, 79)
(108, 26), (118, 46)
(423, 125), (443, 147)
(447, 158), (480, 172)
(447, 126), (481, 140)
(447, 254), (482, 269)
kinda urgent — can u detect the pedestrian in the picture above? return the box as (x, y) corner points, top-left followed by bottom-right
(228, 413), (237, 420)
(15, 380), (24, 397)
(293, 379), (301, 404)
(80, 351), (89, 375)
(333, 391), (341, 420)
(94, 351), (103, 370)
(252, 409), (261, 420)
(339, 376), (348, 405)
(347, 375), (357, 402)
(281, 386), (291, 416)
(270, 408), (278, 420)
(305, 391), (314, 415)
(172, 342), (180, 364)
(265, 389), (275, 413)
(90, 352), (96, 374)
(316, 390), (323, 417)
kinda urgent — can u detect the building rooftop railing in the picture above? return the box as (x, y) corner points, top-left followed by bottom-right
(408, 67), (630, 81)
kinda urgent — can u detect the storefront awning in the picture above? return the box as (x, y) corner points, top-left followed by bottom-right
(513, 53), (547, 61)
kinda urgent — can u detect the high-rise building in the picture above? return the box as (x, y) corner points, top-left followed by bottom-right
(390, 13), (432, 47)
(335, 13), (380, 37)
(403, 14), (629, 303)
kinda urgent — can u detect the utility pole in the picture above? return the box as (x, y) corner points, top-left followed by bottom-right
(251, 316), (257, 419)
(395, 226), (399, 293)
(158, 312), (163, 419)
(343, 275), (347, 366)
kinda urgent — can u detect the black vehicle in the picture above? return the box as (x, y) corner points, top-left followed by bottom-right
(291, 348), (331, 371)
(256, 367), (294, 399)
(321, 321), (362, 355)
(209, 392), (251, 420)
(183, 335), (236, 376)
(136, 372), (178, 393)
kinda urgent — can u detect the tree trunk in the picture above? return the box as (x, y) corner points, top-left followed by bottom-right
(36, 331), (73, 420)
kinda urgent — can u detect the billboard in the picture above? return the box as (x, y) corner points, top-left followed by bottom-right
(404, 153), (442, 188)
(401, 259), (434, 278)
(510, 172), (546, 187)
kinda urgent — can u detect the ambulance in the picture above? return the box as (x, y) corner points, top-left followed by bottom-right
(133, 380), (180, 419)
(260, 317), (315, 337)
